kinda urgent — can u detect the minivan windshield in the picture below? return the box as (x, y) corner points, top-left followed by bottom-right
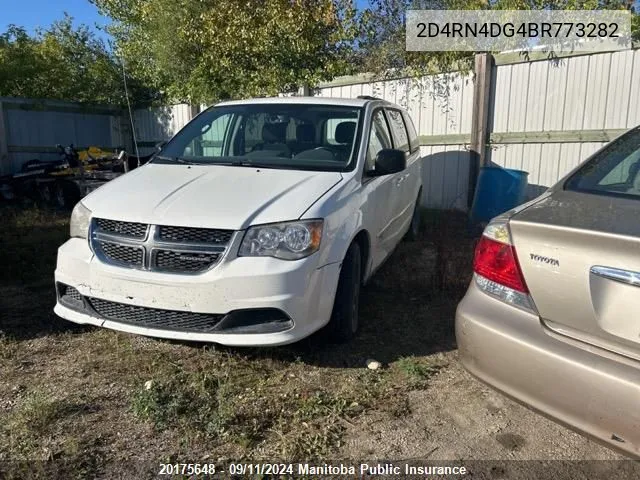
(565, 127), (640, 199)
(155, 103), (363, 171)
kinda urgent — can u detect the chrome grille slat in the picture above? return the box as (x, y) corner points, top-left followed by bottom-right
(91, 218), (232, 274)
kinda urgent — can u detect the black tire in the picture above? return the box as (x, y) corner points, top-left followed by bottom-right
(327, 242), (362, 343)
(404, 191), (422, 242)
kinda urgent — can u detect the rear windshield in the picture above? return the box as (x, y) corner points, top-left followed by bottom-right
(565, 128), (640, 199)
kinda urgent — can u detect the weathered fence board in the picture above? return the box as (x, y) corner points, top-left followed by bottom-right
(315, 47), (640, 210)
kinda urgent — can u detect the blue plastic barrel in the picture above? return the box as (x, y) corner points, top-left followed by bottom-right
(470, 167), (529, 224)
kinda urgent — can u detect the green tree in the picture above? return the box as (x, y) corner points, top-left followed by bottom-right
(92, 0), (359, 104)
(0, 14), (158, 106)
(356, 0), (639, 79)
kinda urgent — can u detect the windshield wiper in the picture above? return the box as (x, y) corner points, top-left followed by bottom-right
(154, 155), (197, 165)
(154, 155), (240, 166)
(229, 160), (281, 169)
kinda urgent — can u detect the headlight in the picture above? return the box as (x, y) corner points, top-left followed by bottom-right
(239, 220), (323, 260)
(70, 202), (92, 239)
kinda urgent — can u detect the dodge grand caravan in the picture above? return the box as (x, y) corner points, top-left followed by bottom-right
(54, 97), (423, 346)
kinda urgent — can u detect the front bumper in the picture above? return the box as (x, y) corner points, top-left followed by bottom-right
(456, 281), (640, 458)
(54, 238), (341, 346)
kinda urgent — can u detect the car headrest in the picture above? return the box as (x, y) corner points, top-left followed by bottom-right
(335, 121), (356, 144)
(262, 123), (288, 143)
(296, 124), (315, 143)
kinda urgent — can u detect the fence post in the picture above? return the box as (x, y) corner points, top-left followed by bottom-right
(468, 52), (494, 208)
(190, 104), (201, 120)
(298, 85), (311, 96)
(0, 100), (9, 175)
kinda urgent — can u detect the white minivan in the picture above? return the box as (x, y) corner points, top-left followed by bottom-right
(54, 97), (423, 346)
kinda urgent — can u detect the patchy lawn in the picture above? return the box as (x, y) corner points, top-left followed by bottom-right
(0, 203), (471, 478)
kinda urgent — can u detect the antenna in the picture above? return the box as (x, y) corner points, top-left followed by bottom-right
(120, 57), (141, 167)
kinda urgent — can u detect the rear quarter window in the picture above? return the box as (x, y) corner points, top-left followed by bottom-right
(565, 128), (640, 199)
(385, 109), (410, 153)
(402, 111), (420, 153)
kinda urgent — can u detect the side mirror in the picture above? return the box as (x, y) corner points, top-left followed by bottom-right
(368, 149), (406, 176)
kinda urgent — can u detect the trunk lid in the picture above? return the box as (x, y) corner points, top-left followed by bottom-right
(510, 189), (640, 360)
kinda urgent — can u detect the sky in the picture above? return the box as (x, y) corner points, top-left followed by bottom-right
(1, 0), (112, 41)
(0, 0), (373, 43)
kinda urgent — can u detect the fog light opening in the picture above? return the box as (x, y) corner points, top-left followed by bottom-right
(217, 309), (293, 334)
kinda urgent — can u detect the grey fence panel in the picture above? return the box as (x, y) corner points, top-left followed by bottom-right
(488, 48), (639, 197)
(133, 104), (193, 155)
(315, 73), (475, 211)
(0, 99), (197, 174)
(420, 145), (472, 211)
(0, 98), (121, 173)
(315, 48), (639, 210)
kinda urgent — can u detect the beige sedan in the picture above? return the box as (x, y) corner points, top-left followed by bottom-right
(456, 126), (640, 458)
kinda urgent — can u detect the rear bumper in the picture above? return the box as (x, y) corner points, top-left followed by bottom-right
(456, 281), (640, 458)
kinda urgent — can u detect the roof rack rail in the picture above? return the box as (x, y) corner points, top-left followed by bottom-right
(356, 95), (382, 101)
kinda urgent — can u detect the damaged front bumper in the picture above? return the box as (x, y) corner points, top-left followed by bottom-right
(54, 238), (341, 346)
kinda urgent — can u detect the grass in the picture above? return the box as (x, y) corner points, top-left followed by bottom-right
(395, 356), (445, 388)
(0, 202), (69, 287)
(127, 350), (389, 460)
(0, 203), (477, 477)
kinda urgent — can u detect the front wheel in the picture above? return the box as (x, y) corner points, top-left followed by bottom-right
(327, 242), (362, 343)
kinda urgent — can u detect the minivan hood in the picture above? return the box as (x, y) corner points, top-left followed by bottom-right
(82, 163), (343, 230)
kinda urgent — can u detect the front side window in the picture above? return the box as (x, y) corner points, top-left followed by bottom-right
(157, 104), (363, 172)
(565, 128), (640, 198)
(366, 110), (393, 171)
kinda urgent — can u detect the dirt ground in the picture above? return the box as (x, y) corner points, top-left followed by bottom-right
(344, 354), (618, 460)
(0, 205), (632, 479)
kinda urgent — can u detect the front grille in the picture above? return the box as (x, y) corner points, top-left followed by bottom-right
(98, 241), (144, 267)
(91, 218), (233, 274)
(154, 250), (221, 273)
(158, 225), (233, 245)
(87, 297), (224, 332)
(95, 218), (148, 239)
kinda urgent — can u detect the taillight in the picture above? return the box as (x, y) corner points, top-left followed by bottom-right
(473, 236), (528, 293)
(472, 221), (537, 314)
